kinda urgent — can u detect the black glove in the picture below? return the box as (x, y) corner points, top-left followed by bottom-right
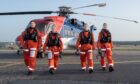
(96, 49), (101, 59)
(20, 46), (23, 49)
(75, 49), (80, 56)
(98, 49), (102, 55)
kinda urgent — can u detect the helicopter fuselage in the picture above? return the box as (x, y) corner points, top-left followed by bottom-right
(17, 16), (85, 50)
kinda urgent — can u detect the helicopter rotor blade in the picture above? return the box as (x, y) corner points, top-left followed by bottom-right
(75, 13), (138, 23)
(72, 3), (106, 10)
(0, 11), (58, 15)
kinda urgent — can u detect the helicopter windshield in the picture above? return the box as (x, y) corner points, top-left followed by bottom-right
(36, 22), (55, 34)
(45, 22), (55, 34)
(36, 23), (46, 33)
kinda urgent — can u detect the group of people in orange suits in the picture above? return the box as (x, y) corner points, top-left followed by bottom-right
(16, 21), (114, 75)
(76, 23), (114, 73)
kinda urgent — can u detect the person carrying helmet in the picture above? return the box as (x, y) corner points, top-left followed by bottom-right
(43, 23), (63, 74)
(76, 23), (95, 74)
(97, 23), (114, 72)
(22, 21), (42, 75)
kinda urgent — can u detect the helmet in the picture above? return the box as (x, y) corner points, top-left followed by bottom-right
(103, 23), (107, 29)
(83, 23), (89, 31)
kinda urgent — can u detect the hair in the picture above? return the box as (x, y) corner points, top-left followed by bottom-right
(26, 21), (37, 31)
(83, 23), (89, 29)
(29, 21), (37, 27)
(103, 23), (107, 26)
(30, 20), (36, 24)
(45, 18), (54, 22)
(82, 22), (88, 27)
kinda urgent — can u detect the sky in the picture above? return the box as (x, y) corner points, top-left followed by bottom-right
(0, 0), (140, 42)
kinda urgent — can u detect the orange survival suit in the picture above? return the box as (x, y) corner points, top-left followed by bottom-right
(76, 30), (95, 72)
(44, 31), (63, 72)
(97, 29), (114, 71)
(22, 27), (42, 72)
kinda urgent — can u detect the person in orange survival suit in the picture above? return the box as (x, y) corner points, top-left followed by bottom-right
(43, 23), (63, 74)
(22, 21), (42, 75)
(76, 23), (95, 74)
(97, 23), (114, 72)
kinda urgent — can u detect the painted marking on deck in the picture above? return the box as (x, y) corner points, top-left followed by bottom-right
(0, 60), (140, 69)
(0, 63), (22, 69)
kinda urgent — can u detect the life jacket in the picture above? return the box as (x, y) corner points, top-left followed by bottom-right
(80, 31), (92, 45)
(100, 29), (111, 43)
(47, 31), (60, 47)
(24, 28), (38, 42)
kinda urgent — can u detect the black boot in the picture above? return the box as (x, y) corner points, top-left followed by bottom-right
(102, 67), (106, 71)
(81, 69), (86, 72)
(27, 71), (33, 75)
(109, 66), (114, 72)
(17, 50), (20, 55)
(49, 68), (55, 74)
(88, 69), (93, 74)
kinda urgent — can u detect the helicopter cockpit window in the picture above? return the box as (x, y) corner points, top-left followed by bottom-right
(35, 22), (55, 34)
(36, 23), (46, 33)
(69, 18), (77, 25)
(26, 22), (46, 32)
(45, 22), (55, 34)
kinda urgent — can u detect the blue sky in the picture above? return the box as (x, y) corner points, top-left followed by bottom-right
(0, 0), (140, 42)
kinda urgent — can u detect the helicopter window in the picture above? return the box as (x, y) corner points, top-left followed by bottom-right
(64, 27), (79, 37)
(64, 29), (71, 37)
(67, 31), (71, 36)
(45, 23), (55, 34)
(72, 31), (74, 36)
(35, 22), (55, 34)
(36, 23), (46, 33)
(64, 29), (68, 35)
(69, 18), (77, 25)
(73, 32), (76, 37)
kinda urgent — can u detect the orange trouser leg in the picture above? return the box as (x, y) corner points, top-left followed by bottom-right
(24, 48), (37, 71)
(80, 54), (86, 69)
(87, 52), (94, 69)
(54, 55), (59, 69)
(24, 51), (37, 71)
(24, 52), (30, 66)
(100, 57), (106, 67)
(29, 49), (37, 71)
(29, 57), (36, 71)
(48, 55), (55, 69)
(106, 50), (114, 66)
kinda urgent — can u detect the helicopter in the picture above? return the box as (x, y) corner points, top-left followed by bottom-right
(0, 3), (138, 57)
